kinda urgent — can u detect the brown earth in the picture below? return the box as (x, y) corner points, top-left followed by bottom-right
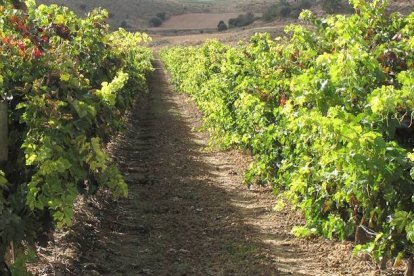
(148, 21), (293, 48)
(28, 58), (406, 275)
(150, 13), (241, 30)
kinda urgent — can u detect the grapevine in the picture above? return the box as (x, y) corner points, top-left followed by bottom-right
(161, 0), (414, 271)
(0, 0), (153, 271)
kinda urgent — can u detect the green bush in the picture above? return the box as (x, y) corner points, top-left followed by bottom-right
(156, 12), (167, 21)
(149, 16), (162, 27)
(321, 0), (342, 13)
(262, 4), (279, 21)
(120, 20), (128, 28)
(279, 5), (292, 17)
(263, 0), (310, 21)
(297, 0), (312, 10)
(228, 12), (256, 28)
(217, 20), (228, 32)
(0, 0), (153, 270)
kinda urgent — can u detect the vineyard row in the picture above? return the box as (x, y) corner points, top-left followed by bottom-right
(161, 0), (414, 272)
(0, 0), (153, 273)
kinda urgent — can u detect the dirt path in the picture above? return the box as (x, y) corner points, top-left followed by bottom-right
(79, 60), (283, 275)
(29, 59), (399, 276)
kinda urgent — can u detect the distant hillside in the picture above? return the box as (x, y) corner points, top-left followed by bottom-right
(36, 0), (269, 30)
(36, 0), (414, 33)
(37, 0), (185, 29)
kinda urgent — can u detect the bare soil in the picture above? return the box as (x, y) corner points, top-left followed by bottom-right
(28, 59), (406, 275)
(149, 22), (292, 48)
(150, 13), (241, 30)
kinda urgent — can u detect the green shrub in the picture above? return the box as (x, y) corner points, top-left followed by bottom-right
(217, 20), (228, 32)
(156, 12), (167, 21)
(280, 5), (292, 17)
(120, 20), (128, 28)
(149, 16), (162, 27)
(228, 12), (256, 28)
(263, 0), (307, 21)
(263, 4), (279, 21)
(297, 0), (312, 10)
(321, 0), (342, 13)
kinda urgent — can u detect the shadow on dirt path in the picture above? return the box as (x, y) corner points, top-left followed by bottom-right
(68, 59), (302, 275)
(79, 59), (285, 275)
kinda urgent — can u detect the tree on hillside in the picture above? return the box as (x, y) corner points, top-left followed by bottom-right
(149, 16), (162, 27)
(228, 12), (256, 28)
(321, 0), (342, 13)
(156, 12), (167, 21)
(217, 20), (228, 32)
